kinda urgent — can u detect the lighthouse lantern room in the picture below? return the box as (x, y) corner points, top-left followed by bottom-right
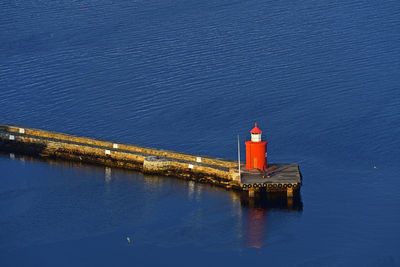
(245, 123), (268, 170)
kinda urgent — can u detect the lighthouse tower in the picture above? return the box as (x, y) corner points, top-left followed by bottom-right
(245, 123), (268, 170)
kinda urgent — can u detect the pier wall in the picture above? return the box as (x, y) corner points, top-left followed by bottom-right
(0, 125), (237, 169)
(0, 125), (236, 188)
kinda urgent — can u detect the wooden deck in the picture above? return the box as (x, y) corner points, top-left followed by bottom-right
(239, 163), (302, 195)
(241, 163), (301, 185)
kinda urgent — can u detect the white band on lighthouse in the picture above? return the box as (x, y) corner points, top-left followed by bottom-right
(188, 164), (194, 169)
(19, 128), (25, 134)
(196, 157), (201, 163)
(113, 143), (118, 149)
(105, 150), (111, 155)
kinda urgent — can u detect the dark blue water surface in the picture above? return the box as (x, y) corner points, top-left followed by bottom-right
(1, 0), (400, 266)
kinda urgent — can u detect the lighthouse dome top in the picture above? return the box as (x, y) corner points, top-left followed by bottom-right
(250, 123), (262, 134)
(250, 123), (262, 142)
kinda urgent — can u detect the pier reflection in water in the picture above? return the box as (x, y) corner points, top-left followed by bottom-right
(137, 166), (303, 251)
(0, 152), (302, 252)
(238, 192), (303, 249)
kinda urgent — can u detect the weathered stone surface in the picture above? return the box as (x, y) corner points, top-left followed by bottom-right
(143, 156), (170, 173)
(229, 168), (242, 183)
(1, 125), (237, 168)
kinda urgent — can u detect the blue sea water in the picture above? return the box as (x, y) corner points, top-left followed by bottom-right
(1, 0), (399, 266)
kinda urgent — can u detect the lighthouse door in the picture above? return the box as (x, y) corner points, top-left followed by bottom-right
(253, 158), (257, 169)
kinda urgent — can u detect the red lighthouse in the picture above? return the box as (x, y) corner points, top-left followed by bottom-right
(245, 123), (268, 170)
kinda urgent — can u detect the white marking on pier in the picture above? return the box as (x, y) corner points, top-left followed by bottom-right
(9, 135), (14, 140)
(188, 164), (194, 169)
(19, 128), (25, 134)
(105, 149), (111, 155)
(113, 143), (118, 149)
(196, 157), (201, 163)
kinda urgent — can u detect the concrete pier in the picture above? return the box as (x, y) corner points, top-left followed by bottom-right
(0, 125), (302, 197)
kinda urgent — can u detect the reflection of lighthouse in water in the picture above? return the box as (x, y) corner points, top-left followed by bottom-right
(241, 192), (303, 249)
(245, 207), (267, 248)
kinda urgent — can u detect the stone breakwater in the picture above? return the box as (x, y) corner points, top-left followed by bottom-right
(0, 125), (301, 197)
